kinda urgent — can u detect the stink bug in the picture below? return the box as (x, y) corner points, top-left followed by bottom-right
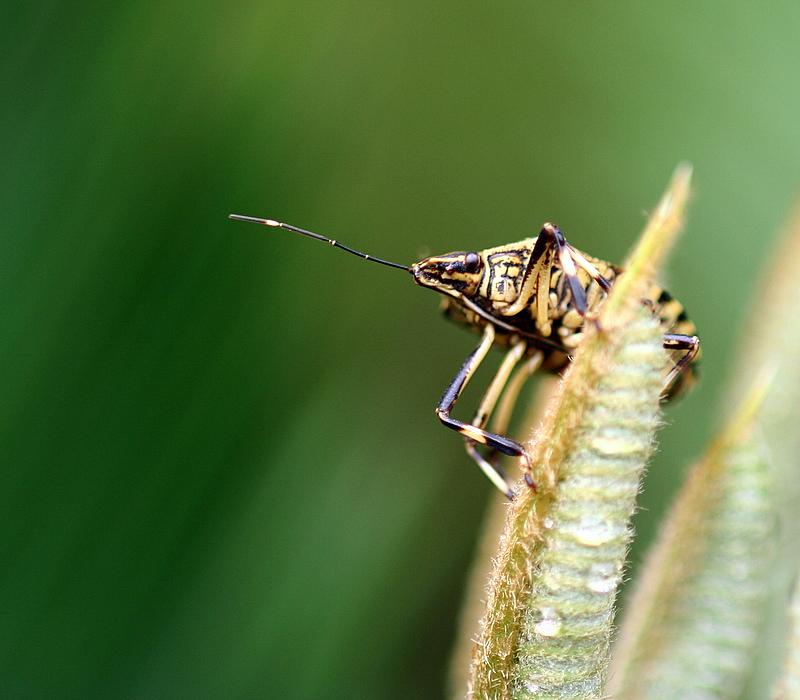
(229, 214), (700, 499)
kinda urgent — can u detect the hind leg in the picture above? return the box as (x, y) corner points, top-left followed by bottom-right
(662, 333), (700, 398)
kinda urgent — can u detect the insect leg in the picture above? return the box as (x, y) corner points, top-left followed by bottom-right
(490, 351), (544, 442)
(436, 326), (531, 492)
(469, 341), (527, 428)
(496, 234), (552, 317)
(545, 224), (591, 317)
(466, 350), (544, 496)
(462, 340), (528, 498)
(499, 223), (605, 322)
(662, 333), (700, 398)
(567, 246), (612, 292)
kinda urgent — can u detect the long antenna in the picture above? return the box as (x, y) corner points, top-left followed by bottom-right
(229, 214), (410, 272)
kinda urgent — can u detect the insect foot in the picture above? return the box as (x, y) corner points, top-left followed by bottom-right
(520, 451), (537, 492)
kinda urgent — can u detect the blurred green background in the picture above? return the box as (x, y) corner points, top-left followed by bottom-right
(3, 2), (799, 698)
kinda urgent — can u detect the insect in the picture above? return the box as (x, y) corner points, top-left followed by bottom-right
(229, 214), (700, 499)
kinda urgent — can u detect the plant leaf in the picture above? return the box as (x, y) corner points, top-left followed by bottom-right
(773, 576), (800, 700)
(608, 376), (774, 700)
(731, 205), (800, 699)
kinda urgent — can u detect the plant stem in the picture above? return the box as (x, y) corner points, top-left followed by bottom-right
(466, 165), (691, 699)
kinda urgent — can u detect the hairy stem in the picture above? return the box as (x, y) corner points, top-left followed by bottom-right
(449, 379), (558, 698)
(466, 165), (691, 699)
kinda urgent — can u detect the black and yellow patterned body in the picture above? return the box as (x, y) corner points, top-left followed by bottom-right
(411, 231), (700, 399)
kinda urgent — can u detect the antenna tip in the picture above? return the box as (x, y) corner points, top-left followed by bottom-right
(229, 213), (282, 227)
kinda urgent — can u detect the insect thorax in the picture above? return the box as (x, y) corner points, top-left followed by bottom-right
(441, 239), (618, 349)
(415, 235), (697, 387)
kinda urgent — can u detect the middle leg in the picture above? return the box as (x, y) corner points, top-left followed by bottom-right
(497, 223), (612, 323)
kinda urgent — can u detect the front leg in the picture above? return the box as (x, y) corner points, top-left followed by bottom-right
(462, 340), (527, 499)
(465, 347), (544, 498)
(435, 326), (530, 496)
(496, 227), (554, 319)
(499, 223), (612, 324)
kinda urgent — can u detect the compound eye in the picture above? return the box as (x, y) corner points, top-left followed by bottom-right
(464, 252), (482, 273)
